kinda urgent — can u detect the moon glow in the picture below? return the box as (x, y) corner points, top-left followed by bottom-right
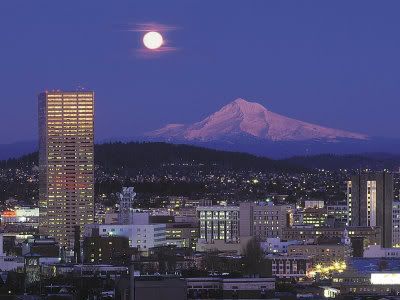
(143, 31), (163, 50)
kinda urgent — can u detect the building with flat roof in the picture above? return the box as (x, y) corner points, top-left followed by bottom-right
(38, 91), (94, 247)
(84, 223), (166, 252)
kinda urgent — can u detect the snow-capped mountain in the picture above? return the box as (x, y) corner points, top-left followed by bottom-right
(147, 98), (368, 142)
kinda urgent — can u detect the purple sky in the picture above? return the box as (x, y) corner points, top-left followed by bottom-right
(1, 1), (400, 143)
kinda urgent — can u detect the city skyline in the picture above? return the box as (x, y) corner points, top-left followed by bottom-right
(1, 1), (400, 144)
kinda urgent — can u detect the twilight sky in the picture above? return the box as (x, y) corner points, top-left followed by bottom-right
(1, 1), (400, 143)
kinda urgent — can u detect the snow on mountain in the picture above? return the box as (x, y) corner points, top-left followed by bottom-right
(146, 98), (368, 142)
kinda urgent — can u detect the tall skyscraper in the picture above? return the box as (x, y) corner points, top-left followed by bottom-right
(347, 172), (393, 247)
(39, 91), (94, 247)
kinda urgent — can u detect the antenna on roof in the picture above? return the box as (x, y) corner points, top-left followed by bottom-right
(76, 83), (86, 91)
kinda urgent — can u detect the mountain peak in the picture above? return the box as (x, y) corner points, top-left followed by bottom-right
(231, 98), (268, 112)
(146, 97), (368, 142)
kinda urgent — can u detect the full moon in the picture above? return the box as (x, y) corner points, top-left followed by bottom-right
(143, 31), (163, 50)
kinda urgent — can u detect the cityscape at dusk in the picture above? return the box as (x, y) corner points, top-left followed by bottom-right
(1, 1), (400, 299)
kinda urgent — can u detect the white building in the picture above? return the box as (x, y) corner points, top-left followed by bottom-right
(261, 237), (300, 254)
(84, 223), (166, 252)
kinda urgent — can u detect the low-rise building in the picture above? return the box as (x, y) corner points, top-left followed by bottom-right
(287, 244), (351, 264)
(186, 277), (275, 299)
(363, 245), (400, 258)
(261, 237), (300, 254)
(84, 223), (166, 252)
(266, 255), (312, 279)
(282, 226), (381, 246)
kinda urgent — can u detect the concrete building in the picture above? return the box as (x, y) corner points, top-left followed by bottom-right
(38, 91), (94, 247)
(197, 205), (240, 244)
(165, 223), (198, 250)
(347, 172), (393, 247)
(239, 202), (293, 241)
(326, 204), (348, 226)
(116, 275), (187, 300)
(393, 201), (400, 247)
(186, 277), (275, 299)
(266, 255), (312, 279)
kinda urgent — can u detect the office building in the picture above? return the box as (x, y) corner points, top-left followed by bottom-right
(197, 205), (240, 244)
(347, 172), (393, 247)
(38, 91), (94, 247)
(240, 202), (293, 241)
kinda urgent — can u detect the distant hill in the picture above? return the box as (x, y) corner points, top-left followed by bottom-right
(281, 153), (400, 171)
(0, 142), (305, 173)
(95, 142), (303, 173)
(0, 141), (36, 160)
(2, 142), (400, 172)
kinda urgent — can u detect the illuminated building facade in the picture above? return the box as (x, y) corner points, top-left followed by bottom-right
(347, 172), (393, 247)
(38, 91), (94, 247)
(197, 206), (240, 243)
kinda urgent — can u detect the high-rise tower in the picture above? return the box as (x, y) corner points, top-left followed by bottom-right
(38, 91), (94, 247)
(347, 172), (393, 247)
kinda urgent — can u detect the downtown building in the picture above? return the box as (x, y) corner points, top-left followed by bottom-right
(347, 172), (393, 247)
(38, 91), (95, 247)
(239, 202), (293, 241)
